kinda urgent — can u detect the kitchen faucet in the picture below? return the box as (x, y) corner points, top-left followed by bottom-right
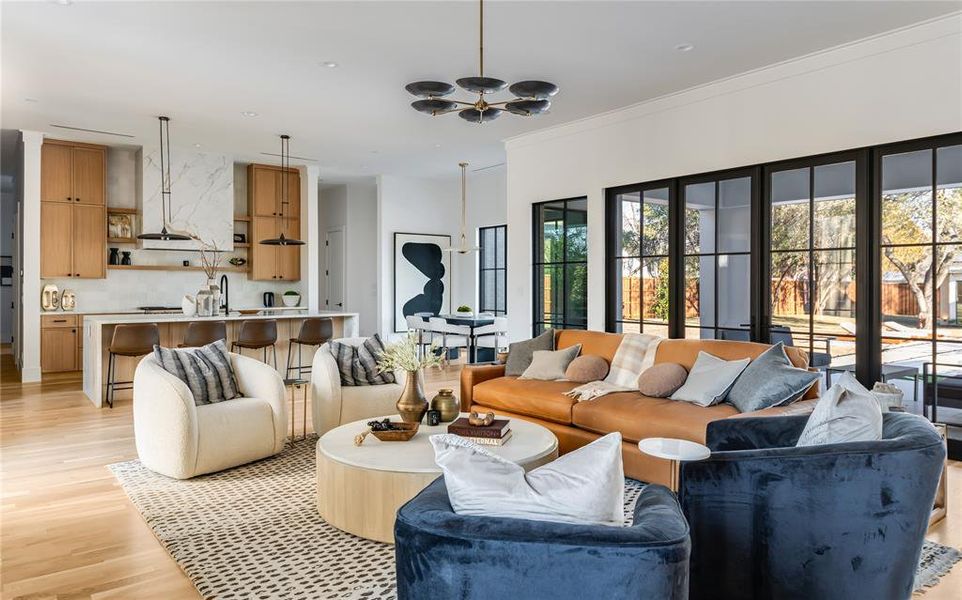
(220, 273), (230, 315)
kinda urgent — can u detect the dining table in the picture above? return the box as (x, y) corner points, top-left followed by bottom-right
(415, 312), (495, 364)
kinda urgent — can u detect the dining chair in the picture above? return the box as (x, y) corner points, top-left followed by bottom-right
(405, 315), (433, 358)
(428, 317), (469, 365)
(475, 316), (509, 353)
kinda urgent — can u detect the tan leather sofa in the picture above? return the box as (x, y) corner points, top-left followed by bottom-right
(460, 329), (818, 486)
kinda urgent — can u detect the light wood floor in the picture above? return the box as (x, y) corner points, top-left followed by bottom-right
(1, 353), (960, 599)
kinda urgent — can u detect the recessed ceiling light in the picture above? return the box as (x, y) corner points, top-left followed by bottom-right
(321, 61), (338, 69)
(434, 144), (442, 148)
(675, 43), (694, 52)
(53, 0), (73, 5)
(241, 111), (258, 117)
(194, 143), (202, 148)
(24, 97), (39, 103)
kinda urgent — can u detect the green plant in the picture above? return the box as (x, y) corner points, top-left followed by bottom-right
(457, 305), (472, 312)
(283, 290), (299, 296)
(376, 333), (444, 373)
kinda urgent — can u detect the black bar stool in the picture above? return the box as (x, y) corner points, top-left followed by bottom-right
(231, 319), (278, 368)
(179, 320), (227, 348)
(107, 323), (160, 409)
(286, 317), (333, 379)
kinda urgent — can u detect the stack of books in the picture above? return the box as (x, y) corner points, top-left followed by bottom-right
(447, 417), (512, 446)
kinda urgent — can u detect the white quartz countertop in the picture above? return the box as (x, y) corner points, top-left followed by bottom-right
(83, 309), (359, 325)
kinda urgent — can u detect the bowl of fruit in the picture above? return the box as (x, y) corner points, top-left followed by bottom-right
(354, 418), (419, 445)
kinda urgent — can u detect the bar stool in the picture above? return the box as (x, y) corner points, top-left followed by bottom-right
(107, 323), (160, 409)
(231, 319), (278, 368)
(286, 317), (333, 379)
(179, 320), (227, 348)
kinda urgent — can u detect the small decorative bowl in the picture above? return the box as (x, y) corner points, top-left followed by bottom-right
(238, 309), (260, 315)
(370, 422), (419, 442)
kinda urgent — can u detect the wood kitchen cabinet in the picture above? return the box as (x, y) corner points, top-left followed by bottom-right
(40, 201), (106, 279)
(41, 314), (80, 373)
(41, 139), (106, 205)
(250, 216), (301, 281)
(248, 164), (300, 218)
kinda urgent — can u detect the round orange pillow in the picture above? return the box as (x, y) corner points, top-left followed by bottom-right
(565, 355), (610, 383)
(637, 363), (688, 397)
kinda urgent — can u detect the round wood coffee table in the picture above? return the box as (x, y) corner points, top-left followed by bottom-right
(316, 413), (559, 543)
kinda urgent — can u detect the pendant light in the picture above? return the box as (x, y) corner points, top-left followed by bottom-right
(259, 134), (305, 246)
(138, 116), (191, 241)
(444, 162), (480, 254)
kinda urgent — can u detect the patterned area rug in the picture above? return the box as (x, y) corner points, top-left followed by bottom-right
(110, 437), (958, 599)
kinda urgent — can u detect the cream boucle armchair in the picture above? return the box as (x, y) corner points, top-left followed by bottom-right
(310, 338), (406, 436)
(133, 352), (287, 479)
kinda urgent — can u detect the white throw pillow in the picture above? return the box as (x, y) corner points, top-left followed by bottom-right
(669, 351), (750, 407)
(519, 344), (581, 381)
(796, 372), (883, 447)
(430, 431), (625, 526)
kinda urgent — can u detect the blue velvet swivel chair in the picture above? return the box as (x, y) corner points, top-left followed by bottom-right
(395, 478), (692, 600)
(679, 413), (945, 600)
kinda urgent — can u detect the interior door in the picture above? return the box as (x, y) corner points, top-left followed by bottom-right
(326, 228), (345, 309)
(40, 202), (73, 278)
(71, 147), (105, 205)
(72, 204), (106, 278)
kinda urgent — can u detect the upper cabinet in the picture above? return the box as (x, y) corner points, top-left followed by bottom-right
(41, 139), (106, 205)
(248, 164), (300, 218)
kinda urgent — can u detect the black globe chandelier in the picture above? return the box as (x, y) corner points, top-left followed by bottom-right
(405, 0), (558, 124)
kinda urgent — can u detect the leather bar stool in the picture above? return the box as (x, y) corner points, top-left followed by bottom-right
(179, 320), (227, 348)
(107, 323), (160, 409)
(286, 317), (333, 379)
(231, 319), (278, 368)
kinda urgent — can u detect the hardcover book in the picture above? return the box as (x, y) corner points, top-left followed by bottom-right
(459, 431), (513, 446)
(447, 417), (510, 439)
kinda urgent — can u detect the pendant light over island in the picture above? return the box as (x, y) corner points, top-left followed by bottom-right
(258, 134), (305, 247)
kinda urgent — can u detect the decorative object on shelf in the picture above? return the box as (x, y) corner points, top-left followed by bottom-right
(120, 251), (132, 265)
(138, 116), (192, 241)
(376, 333), (445, 423)
(354, 419), (420, 445)
(394, 232), (451, 332)
(468, 411), (496, 427)
(426, 409), (441, 427)
(233, 233), (246, 243)
(182, 294), (197, 317)
(282, 290), (301, 307)
(228, 257), (247, 267)
(444, 163), (481, 254)
(192, 235), (224, 314)
(60, 289), (76, 312)
(405, 0), (557, 124)
(430, 388), (460, 423)
(183, 260), (190, 267)
(259, 135), (305, 247)
(107, 213), (134, 241)
(41, 284), (60, 312)
(263, 291), (275, 307)
(108, 247), (120, 265)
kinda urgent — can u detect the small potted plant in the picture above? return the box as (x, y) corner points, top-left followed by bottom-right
(282, 290), (301, 307)
(456, 304), (473, 318)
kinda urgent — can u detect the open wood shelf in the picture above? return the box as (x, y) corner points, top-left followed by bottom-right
(234, 242), (250, 248)
(106, 207), (140, 215)
(234, 215), (251, 222)
(107, 264), (250, 273)
(107, 237), (136, 244)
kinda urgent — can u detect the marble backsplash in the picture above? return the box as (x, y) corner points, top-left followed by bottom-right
(138, 145), (234, 251)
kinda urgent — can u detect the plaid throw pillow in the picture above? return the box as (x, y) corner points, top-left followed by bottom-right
(328, 334), (397, 386)
(153, 339), (241, 405)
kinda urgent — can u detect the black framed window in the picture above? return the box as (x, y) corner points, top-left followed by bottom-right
(479, 225), (506, 315)
(533, 198), (587, 335)
(681, 171), (755, 341)
(607, 184), (671, 336)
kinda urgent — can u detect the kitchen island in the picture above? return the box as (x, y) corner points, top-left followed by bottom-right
(82, 310), (359, 407)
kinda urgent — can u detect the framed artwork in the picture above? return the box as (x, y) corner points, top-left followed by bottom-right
(233, 233), (246, 243)
(394, 232), (451, 333)
(107, 213), (135, 241)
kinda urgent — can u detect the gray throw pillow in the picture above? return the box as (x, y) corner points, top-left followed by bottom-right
(505, 330), (554, 376)
(519, 344), (582, 381)
(153, 339), (241, 406)
(726, 342), (820, 413)
(328, 334), (396, 386)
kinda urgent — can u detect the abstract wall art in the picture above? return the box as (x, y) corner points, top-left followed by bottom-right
(394, 232), (451, 332)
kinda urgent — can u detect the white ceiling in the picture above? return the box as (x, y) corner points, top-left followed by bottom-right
(2, 1), (958, 180)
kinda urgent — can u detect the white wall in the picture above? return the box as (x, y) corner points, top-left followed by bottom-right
(504, 16), (962, 342)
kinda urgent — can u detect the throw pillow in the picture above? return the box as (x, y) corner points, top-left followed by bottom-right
(153, 339), (241, 406)
(637, 363), (688, 398)
(796, 372), (883, 447)
(670, 351), (750, 407)
(504, 330), (554, 376)
(328, 335), (396, 386)
(519, 344), (582, 381)
(431, 431), (625, 526)
(565, 355), (610, 383)
(726, 342), (819, 412)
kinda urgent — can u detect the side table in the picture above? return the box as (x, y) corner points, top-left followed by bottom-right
(638, 437), (711, 491)
(284, 378), (310, 441)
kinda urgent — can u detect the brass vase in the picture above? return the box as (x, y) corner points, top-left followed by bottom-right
(396, 370), (428, 423)
(430, 388), (460, 423)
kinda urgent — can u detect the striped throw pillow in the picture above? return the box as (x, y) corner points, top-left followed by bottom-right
(328, 335), (396, 386)
(153, 339), (241, 405)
